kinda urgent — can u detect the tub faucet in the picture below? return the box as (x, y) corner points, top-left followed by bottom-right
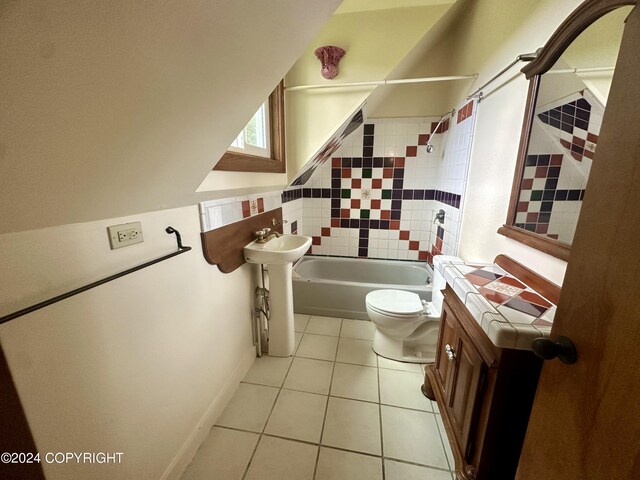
(271, 218), (288, 227)
(254, 227), (280, 243)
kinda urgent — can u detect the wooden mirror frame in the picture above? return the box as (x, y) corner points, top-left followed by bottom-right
(498, 0), (636, 261)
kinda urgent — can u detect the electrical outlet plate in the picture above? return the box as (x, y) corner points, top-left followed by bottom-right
(107, 222), (143, 249)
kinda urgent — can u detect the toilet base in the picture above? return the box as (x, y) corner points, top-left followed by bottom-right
(372, 329), (436, 364)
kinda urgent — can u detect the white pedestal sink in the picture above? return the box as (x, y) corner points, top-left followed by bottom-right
(244, 234), (312, 356)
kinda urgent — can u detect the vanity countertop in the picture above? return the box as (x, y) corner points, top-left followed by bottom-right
(433, 256), (555, 351)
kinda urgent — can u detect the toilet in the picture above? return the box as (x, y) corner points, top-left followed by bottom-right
(365, 263), (446, 363)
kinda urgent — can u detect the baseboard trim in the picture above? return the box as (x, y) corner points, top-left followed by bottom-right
(160, 345), (256, 480)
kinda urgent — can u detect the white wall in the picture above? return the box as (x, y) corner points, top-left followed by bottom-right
(0, 206), (257, 479)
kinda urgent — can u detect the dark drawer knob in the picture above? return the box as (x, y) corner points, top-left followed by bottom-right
(531, 336), (577, 364)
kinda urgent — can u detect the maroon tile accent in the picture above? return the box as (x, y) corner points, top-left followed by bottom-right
(418, 134), (429, 145)
(409, 240), (420, 251)
(464, 273), (493, 286)
(332, 158), (341, 167)
(532, 319), (553, 327)
(435, 236), (443, 251)
(321, 227), (331, 237)
(478, 287), (511, 305)
(312, 236), (321, 246)
(518, 290), (552, 308)
(498, 276), (526, 289)
(584, 149), (594, 160)
(383, 168), (393, 178)
(406, 146), (417, 157)
(560, 139), (572, 149)
(550, 154), (563, 166)
(394, 157), (405, 167)
(570, 152), (582, 161)
(430, 122), (439, 133)
(399, 231), (410, 240)
(342, 168), (352, 178)
(257, 198), (264, 213)
(390, 220), (400, 230)
(341, 209), (350, 218)
(535, 166), (548, 178)
(419, 251), (429, 261)
(517, 202), (529, 212)
(381, 210), (391, 220)
(521, 178), (534, 190)
(352, 178), (362, 189)
(241, 200), (251, 218)
(351, 199), (361, 209)
(371, 199), (381, 209)
(535, 224), (549, 234)
(526, 212), (538, 223)
(573, 136), (585, 147)
(587, 132), (599, 143)
(331, 218), (340, 227)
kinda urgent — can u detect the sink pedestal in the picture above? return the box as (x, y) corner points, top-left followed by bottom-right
(267, 264), (295, 356)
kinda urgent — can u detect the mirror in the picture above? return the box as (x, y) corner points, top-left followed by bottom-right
(499, 2), (634, 261)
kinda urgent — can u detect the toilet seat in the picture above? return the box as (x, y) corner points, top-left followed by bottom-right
(366, 290), (424, 317)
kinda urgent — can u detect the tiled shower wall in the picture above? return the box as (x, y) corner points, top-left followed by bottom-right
(282, 100), (477, 263)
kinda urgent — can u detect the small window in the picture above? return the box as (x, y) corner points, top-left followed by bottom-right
(214, 81), (285, 173)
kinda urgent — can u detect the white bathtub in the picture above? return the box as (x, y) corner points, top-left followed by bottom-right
(292, 256), (433, 320)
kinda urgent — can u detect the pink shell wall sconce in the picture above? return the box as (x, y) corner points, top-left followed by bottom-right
(314, 46), (346, 80)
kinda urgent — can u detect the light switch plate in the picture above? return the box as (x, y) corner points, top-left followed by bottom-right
(107, 222), (143, 249)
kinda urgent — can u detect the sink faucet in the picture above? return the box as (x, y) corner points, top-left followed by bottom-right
(254, 227), (281, 243)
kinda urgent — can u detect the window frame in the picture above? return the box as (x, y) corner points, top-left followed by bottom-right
(214, 81), (286, 173)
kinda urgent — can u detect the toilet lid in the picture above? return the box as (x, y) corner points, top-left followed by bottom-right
(366, 290), (424, 316)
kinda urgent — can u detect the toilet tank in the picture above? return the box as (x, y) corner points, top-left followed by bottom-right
(431, 255), (464, 314)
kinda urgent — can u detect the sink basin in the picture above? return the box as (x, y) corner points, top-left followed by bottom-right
(244, 234), (311, 265)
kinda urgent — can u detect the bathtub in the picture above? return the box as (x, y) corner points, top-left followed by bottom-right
(292, 256), (433, 320)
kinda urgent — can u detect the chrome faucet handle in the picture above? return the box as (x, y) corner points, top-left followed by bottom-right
(254, 228), (269, 239)
(271, 218), (288, 226)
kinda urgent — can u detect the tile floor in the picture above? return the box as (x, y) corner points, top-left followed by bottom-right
(181, 314), (455, 480)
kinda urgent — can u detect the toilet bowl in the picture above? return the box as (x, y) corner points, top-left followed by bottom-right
(365, 263), (446, 363)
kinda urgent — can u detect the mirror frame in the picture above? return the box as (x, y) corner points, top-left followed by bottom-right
(498, 0), (636, 261)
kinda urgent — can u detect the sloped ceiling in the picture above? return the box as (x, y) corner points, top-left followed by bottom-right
(0, 0), (341, 234)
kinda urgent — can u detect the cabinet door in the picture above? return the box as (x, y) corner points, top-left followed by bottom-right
(435, 301), (458, 399)
(447, 324), (486, 461)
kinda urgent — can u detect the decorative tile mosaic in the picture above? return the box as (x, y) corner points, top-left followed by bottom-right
(435, 256), (556, 350)
(282, 100), (477, 263)
(515, 88), (602, 243)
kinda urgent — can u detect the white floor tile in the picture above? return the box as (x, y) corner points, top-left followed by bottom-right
(377, 356), (424, 373)
(294, 313), (311, 332)
(322, 397), (381, 455)
(242, 355), (292, 387)
(336, 338), (377, 366)
(330, 363), (379, 403)
(296, 334), (339, 361)
(215, 383), (279, 432)
(384, 459), (452, 480)
(180, 427), (258, 480)
(294, 332), (303, 352)
(316, 447), (383, 480)
(381, 406), (448, 468)
(264, 389), (327, 443)
(306, 315), (342, 336)
(283, 357), (334, 394)
(379, 368), (432, 411)
(340, 319), (376, 340)
(244, 436), (317, 480)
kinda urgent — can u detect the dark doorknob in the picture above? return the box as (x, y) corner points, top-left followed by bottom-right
(531, 336), (577, 364)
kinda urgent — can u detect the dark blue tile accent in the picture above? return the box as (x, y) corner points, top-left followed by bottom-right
(312, 188), (321, 198)
(363, 147), (373, 157)
(538, 212), (551, 223)
(363, 157), (373, 168)
(580, 189), (585, 200)
(393, 179), (403, 189)
(363, 124), (375, 135)
(340, 219), (350, 228)
(291, 221), (298, 234)
(349, 219), (360, 228)
(392, 190), (402, 199)
(543, 190), (555, 201)
(358, 248), (367, 257)
(391, 210), (401, 220)
(360, 219), (370, 229)
(342, 158), (352, 167)
(402, 190), (413, 199)
(567, 190), (581, 201)
(373, 157), (384, 168)
(541, 202), (553, 212)
(524, 223), (536, 232)
(321, 189), (331, 198)
(425, 190), (435, 200)
(380, 220), (390, 229)
(548, 167), (561, 178)
(363, 135), (374, 147)
(555, 190), (568, 201)
(526, 155), (538, 166)
(393, 169), (404, 179)
(331, 208), (340, 218)
(545, 178), (558, 190)
(359, 238), (368, 248)
(303, 189), (311, 198)
(332, 179), (341, 188)
(331, 188), (340, 198)
(331, 198), (341, 208)
(413, 190), (425, 200)
(331, 168), (341, 178)
(352, 157), (363, 167)
(383, 157), (394, 167)
(370, 220), (380, 229)
(391, 200), (402, 210)
(537, 155), (550, 166)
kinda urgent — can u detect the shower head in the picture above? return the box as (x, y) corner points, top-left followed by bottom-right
(425, 109), (455, 153)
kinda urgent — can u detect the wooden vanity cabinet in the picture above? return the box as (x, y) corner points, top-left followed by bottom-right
(427, 285), (543, 480)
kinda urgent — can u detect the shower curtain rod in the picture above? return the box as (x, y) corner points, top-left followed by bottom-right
(467, 52), (538, 101)
(285, 75), (477, 92)
(546, 66), (615, 75)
